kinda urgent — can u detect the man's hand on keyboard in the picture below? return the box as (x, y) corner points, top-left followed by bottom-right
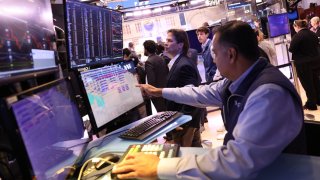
(136, 84), (163, 98)
(112, 153), (159, 180)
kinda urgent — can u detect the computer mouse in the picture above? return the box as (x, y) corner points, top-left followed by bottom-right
(101, 153), (121, 163)
(95, 153), (120, 170)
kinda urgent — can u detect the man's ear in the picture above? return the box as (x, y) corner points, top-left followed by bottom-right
(178, 42), (184, 50)
(228, 47), (237, 64)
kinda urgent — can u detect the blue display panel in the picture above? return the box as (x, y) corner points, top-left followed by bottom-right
(268, 13), (290, 38)
(6, 79), (86, 179)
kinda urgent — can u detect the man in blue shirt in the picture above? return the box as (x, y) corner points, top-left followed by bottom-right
(112, 21), (304, 180)
(196, 26), (217, 83)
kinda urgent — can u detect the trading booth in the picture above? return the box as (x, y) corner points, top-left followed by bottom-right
(0, 0), (320, 179)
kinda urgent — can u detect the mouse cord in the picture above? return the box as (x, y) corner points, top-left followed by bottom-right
(76, 128), (128, 166)
(77, 157), (116, 180)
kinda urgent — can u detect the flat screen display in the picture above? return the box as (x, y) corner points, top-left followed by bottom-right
(0, 0), (56, 79)
(268, 13), (290, 38)
(288, 10), (298, 20)
(65, 0), (123, 69)
(6, 79), (86, 179)
(80, 65), (144, 131)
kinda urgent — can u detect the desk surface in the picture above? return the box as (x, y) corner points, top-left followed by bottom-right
(84, 114), (192, 160)
(180, 147), (320, 179)
(45, 114), (191, 179)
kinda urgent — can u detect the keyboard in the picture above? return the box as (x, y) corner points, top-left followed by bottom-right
(119, 111), (183, 140)
(120, 144), (180, 161)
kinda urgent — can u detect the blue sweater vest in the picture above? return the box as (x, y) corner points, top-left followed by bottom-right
(221, 59), (305, 153)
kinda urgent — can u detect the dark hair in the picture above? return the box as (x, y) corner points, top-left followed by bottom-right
(167, 29), (189, 55)
(143, 40), (157, 54)
(215, 21), (260, 61)
(128, 42), (134, 48)
(156, 44), (165, 55)
(293, 20), (308, 28)
(123, 48), (131, 57)
(202, 22), (209, 27)
(196, 26), (210, 34)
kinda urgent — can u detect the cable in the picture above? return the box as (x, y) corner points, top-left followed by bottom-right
(75, 128), (128, 167)
(0, 160), (14, 179)
(54, 165), (76, 175)
(77, 157), (116, 180)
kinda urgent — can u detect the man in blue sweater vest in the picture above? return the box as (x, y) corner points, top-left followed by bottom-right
(112, 21), (304, 180)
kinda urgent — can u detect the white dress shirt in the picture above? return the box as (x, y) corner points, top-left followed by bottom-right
(168, 54), (180, 71)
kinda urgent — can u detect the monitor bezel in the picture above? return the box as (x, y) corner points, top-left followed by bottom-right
(267, 13), (291, 38)
(0, 78), (87, 178)
(63, 0), (124, 70)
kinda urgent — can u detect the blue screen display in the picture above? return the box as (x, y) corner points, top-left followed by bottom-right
(10, 80), (85, 179)
(268, 13), (290, 38)
(288, 10), (298, 20)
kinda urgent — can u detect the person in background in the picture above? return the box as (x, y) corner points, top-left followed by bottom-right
(162, 28), (203, 147)
(289, 20), (320, 110)
(143, 40), (168, 113)
(128, 42), (137, 57)
(123, 48), (145, 84)
(112, 21), (304, 179)
(187, 48), (198, 65)
(255, 29), (278, 65)
(202, 21), (209, 27)
(310, 16), (320, 38)
(196, 26), (217, 83)
(156, 43), (171, 65)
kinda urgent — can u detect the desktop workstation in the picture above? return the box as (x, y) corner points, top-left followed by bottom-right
(1, 0), (320, 179)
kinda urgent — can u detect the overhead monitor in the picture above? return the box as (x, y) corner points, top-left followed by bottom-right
(1, 79), (87, 179)
(80, 65), (144, 133)
(288, 10), (299, 20)
(267, 13), (290, 38)
(0, 0), (57, 79)
(64, 0), (123, 69)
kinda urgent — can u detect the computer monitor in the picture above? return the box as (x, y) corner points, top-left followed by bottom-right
(64, 0), (123, 69)
(288, 10), (299, 20)
(80, 65), (144, 133)
(0, 0), (57, 79)
(267, 13), (290, 38)
(1, 79), (87, 179)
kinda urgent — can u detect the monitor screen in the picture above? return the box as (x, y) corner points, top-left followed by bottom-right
(288, 10), (298, 20)
(267, 13), (290, 38)
(80, 65), (144, 132)
(0, 0), (56, 79)
(4, 79), (86, 179)
(65, 0), (123, 69)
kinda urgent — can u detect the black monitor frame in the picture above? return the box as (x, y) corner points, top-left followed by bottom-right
(63, 0), (123, 70)
(0, 78), (87, 179)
